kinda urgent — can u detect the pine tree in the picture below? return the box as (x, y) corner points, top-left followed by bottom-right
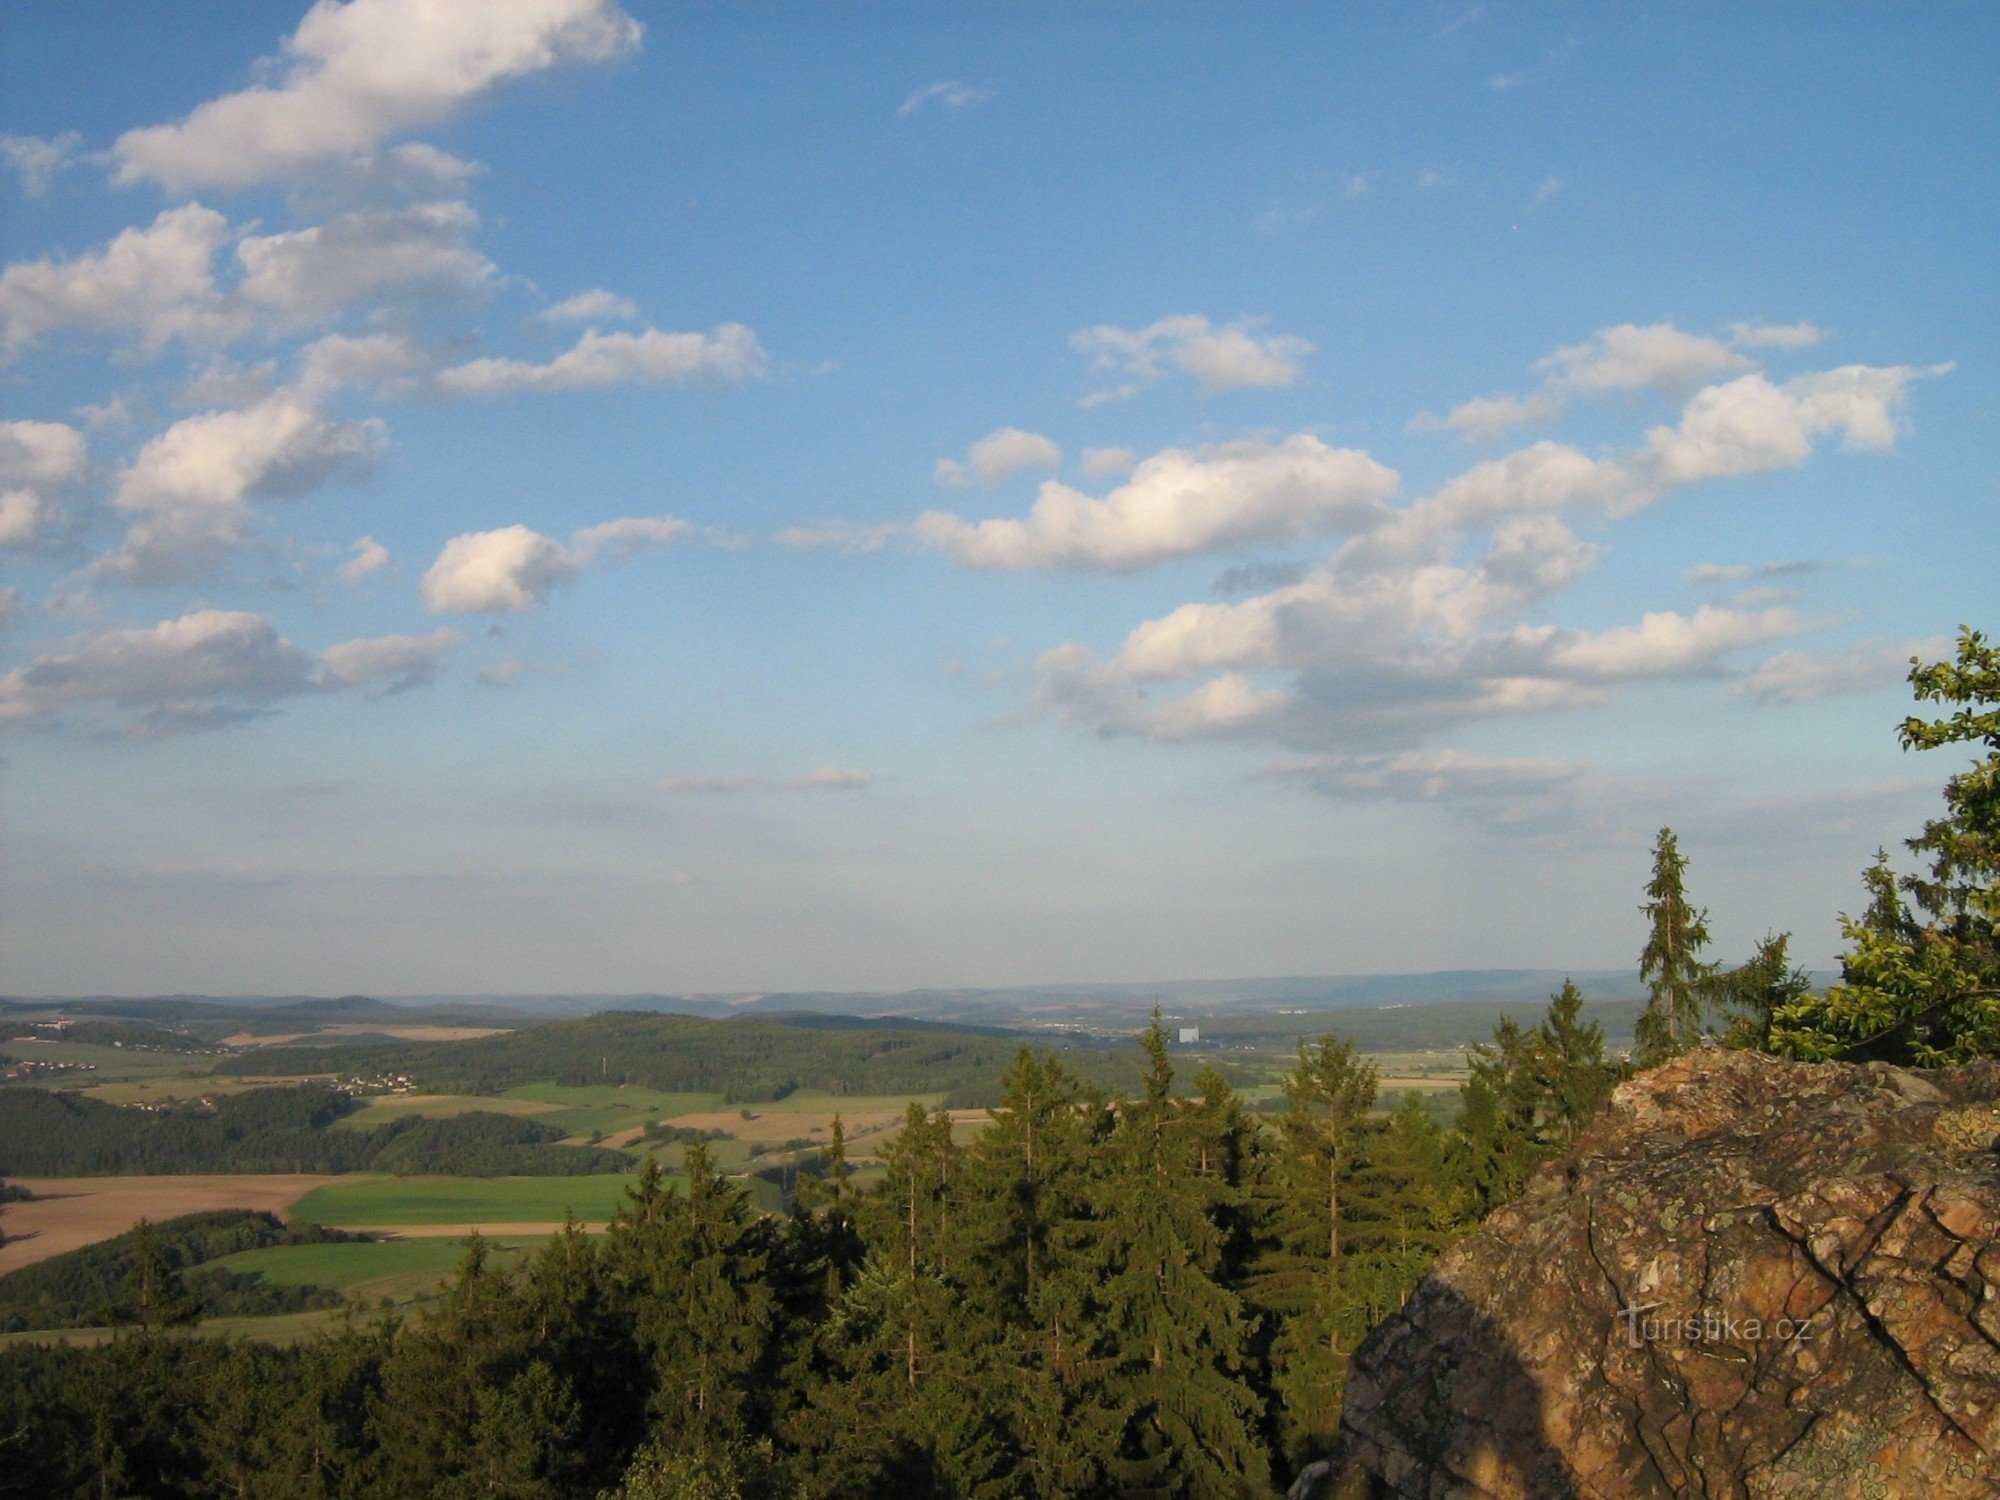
(604, 1141), (777, 1447)
(1773, 627), (2000, 1062)
(1715, 933), (1814, 1051)
(1633, 827), (1715, 1066)
(1045, 1014), (1270, 1498)
(1248, 1035), (1378, 1459)
(120, 1219), (201, 1331)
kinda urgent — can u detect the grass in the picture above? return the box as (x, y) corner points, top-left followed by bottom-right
(498, 1084), (726, 1138)
(292, 1174), (651, 1227)
(214, 1237), (542, 1303)
(0, 1040), (212, 1086)
(332, 1093), (564, 1128)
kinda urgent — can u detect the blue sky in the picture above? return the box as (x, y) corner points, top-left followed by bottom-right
(2, 1), (1993, 996)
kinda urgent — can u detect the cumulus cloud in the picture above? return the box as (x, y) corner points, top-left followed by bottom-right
(336, 535), (390, 585)
(112, 0), (643, 192)
(1013, 354), (1944, 798)
(0, 419), (89, 549)
(435, 324), (765, 396)
(296, 329), (430, 397)
(0, 205), (241, 357)
(1733, 637), (1952, 704)
(235, 201), (496, 317)
(1071, 314), (1312, 403)
(421, 515), (690, 613)
(0, 608), (454, 735)
(100, 392), (386, 583)
(1416, 321), (1755, 442)
(932, 428), (1062, 486)
(1, 132), (82, 196)
(916, 434), (1398, 571)
(535, 289), (638, 325)
(319, 627), (462, 693)
(897, 81), (992, 117)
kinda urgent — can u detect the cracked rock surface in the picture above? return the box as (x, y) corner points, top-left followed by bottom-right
(1331, 1049), (2000, 1498)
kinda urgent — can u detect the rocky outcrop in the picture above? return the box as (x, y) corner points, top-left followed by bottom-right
(1334, 1048), (2000, 1498)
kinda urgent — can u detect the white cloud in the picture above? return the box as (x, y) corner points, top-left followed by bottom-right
(235, 201), (495, 317)
(1733, 637), (1952, 704)
(320, 627), (462, 693)
(1389, 362), (1943, 553)
(535, 289), (638, 325)
(101, 392), (386, 583)
(1014, 354), (1943, 787)
(336, 535), (390, 585)
(0, 205), (241, 357)
(1532, 175), (1564, 203)
(1487, 72), (1527, 92)
(1080, 446), (1138, 479)
(775, 520), (899, 554)
(296, 330), (429, 396)
(1417, 321), (1755, 442)
(932, 428), (1062, 486)
(0, 608), (452, 735)
(916, 433), (1399, 572)
(112, 0), (643, 192)
(897, 81), (992, 117)
(1540, 605), (1804, 679)
(1, 132), (82, 196)
(1543, 323), (1751, 393)
(303, 142), (484, 204)
(0, 419), (89, 549)
(1728, 320), (1827, 350)
(435, 324), (765, 395)
(421, 514), (691, 613)
(568, 515), (690, 564)
(1071, 314), (1312, 403)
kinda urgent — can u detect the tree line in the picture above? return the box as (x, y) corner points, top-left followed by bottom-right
(0, 1087), (631, 1179)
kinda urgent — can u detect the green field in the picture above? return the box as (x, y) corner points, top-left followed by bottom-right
(333, 1093), (564, 1127)
(292, 1174), (654, 1226)
(0, 1040), (214, 1087)
(215, 1237), (540, 1302)
(497, 1083), (726, 1138)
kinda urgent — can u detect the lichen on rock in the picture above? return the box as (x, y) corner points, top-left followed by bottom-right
(1325, 1049), (2000, 1498)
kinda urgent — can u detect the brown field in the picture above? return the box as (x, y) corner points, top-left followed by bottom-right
(0, 1175), (336, 1275)
(663, 1108), (907, 1146)
(221, 1024), (513, 1048)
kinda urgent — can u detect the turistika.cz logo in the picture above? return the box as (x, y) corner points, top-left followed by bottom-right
(1615, 1303), (1815, 1350)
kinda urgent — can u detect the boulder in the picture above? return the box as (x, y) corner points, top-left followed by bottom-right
(1331, 1048), (2000, 1498)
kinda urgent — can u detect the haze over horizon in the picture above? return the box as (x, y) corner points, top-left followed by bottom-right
(3, 1), (1993, 997)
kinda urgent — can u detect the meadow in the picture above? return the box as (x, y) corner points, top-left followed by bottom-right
(290, 1173), (650, 1228)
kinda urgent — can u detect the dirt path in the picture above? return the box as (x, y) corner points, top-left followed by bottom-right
(0, 1175), (337, 1275)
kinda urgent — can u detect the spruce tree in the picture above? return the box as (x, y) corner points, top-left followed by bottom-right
(1633, 827), (1715, 1066)
(1248, 1035), (1377, 1458)
(1773, 627), (2000, 1062)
